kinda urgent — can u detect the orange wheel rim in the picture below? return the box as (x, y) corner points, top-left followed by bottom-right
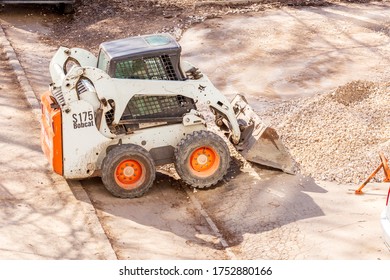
(115, 159), (144, 189)
(189, 146), (220, 177)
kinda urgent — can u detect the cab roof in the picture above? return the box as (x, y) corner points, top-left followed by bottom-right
(99, 34), (181, 60)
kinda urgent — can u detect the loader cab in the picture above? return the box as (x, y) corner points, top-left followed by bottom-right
(96, 34), (196, 134)
(97, 34), (185, 81)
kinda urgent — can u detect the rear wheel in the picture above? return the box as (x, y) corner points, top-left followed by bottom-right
(174, 130), (230, 188)
(101, 144), (155, 198)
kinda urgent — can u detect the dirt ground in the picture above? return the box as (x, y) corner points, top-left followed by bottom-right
(47, 0), (388, 51)
(0, 0), (383, 51)
(1, 0), (390, 260)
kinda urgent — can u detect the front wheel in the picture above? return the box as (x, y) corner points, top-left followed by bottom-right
(101, 144), (156, 198)
(174, 130), (230, 188)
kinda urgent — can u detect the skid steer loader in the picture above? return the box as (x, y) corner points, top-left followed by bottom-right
(40, 33), (295, 198)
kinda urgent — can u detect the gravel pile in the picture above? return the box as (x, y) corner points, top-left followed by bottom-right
(159, 80), (390, 185)
(258, 80), (390, 184)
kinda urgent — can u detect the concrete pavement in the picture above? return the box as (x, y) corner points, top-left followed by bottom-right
(0, 26), (116, 260)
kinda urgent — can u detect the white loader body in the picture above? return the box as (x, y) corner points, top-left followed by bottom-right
(40, 34), (295, 198)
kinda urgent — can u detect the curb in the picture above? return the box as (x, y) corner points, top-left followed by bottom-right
(0, 22), (41, 117)
(0, 23), (118, 260)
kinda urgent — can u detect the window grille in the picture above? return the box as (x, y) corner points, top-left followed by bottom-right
(115, 55), (177, 80)
(124, 95), (195, 119)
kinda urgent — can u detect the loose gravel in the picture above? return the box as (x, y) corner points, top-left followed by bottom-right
(258, 80), (390, 184)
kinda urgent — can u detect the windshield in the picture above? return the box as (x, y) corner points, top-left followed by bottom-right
(97, 50), (110, 73)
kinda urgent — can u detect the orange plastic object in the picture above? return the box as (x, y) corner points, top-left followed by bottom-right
(355, 152), (390, 195)
(40, 91), (63, 175)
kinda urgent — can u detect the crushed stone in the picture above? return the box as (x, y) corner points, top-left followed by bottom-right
(257, 80), (390, 184)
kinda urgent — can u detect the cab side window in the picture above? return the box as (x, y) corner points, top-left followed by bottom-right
(114, 55), (177, 80)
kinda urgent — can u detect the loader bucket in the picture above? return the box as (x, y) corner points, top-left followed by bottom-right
(231, 95), (296, 174)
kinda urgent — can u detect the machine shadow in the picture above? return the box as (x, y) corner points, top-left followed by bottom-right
(193, 162), (326, 247)
(71, 158), (326, 255)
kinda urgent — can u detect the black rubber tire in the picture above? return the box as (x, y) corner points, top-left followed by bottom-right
(101, 144), (156, 198)
(174, 130), (230, 188)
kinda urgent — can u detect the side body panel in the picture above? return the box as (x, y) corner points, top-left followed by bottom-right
(61, 100), (109, 178)
(60, 99), (206, 179)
